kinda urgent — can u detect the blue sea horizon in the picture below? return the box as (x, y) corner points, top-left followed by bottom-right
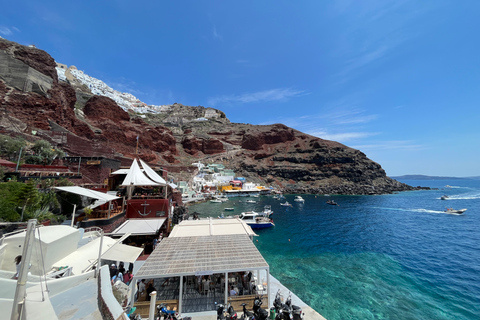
(188, 179), (480, 320)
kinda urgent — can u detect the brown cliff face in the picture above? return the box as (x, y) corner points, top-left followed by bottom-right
(0, 38), (177, 164)
(0, 38), (413, 194)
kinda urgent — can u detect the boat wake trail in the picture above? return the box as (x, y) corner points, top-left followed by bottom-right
(445, 193), (480, 200)
(374, 207), (446, 214)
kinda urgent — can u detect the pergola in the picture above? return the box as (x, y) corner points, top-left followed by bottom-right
(130, 221), (270, 314)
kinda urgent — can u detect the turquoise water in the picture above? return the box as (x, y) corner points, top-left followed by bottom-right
(188, 180), (480, 320)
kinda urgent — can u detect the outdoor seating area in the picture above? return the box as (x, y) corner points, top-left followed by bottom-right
(133, 272), (265, 315)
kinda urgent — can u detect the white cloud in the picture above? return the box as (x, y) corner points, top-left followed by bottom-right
(309, 131), (380, 143)
(208, 88), (306, 106)
(352, 140), (424, 151)
(213, 26), (222, 40)
(0, 26), (13, 36)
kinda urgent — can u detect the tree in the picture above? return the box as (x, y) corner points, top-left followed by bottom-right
(24, 140), (65, 165)
(0, 134), (26, 162)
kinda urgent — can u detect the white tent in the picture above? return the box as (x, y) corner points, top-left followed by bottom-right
(139, 159), (167, 185)
(120, 158), (160, 187)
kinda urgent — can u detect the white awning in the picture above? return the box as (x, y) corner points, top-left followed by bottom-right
(111, 168), (131, 175)
(121, 159), (160, 186)
(54, 186), (120, 202)
(52, 236), (142, 274)
(169, 183), (178, 189)
(102, 241), (143, 264)
(111, 218), (167, 236)
(169, 218), (257, 237)
(139, 159), (166, 185)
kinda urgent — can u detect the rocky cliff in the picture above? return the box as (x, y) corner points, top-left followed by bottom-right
(0, 38), (415, 194)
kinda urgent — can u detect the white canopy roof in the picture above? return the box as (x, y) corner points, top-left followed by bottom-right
(111, 168), (133, 175)
(54, 186), (120, 202)
(121, 158), (160, 186)
(111, 218), (167, 236)
(169, 218), (257, 237)
(53, 236), (143, 274)
(139, 159), (167, 185)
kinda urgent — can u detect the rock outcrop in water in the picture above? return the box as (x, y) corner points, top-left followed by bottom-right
(0, 38), (416, 194)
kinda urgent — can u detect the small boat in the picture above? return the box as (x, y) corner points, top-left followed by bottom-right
(210, 199), (222, 203)
(224, 207), (234, 211)
(440, 195), (449, 200)
(246, 199), (256, 204)
(239, 211), (275, 229)
(326, 200), (338, 206)
(444, 208), (467, 214)
(280, 201), (292, 207)
(294, 195), (305, 202)
(263, 205), (273, 216)
(272, 195), (280, 200)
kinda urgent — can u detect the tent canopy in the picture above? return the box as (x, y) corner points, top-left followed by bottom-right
(169, 218), (257, 237)
(53, 236), (142, 274)
(54, 186), (120, 202)
(139, 159), (166, 185)
(121, 159), (160, 187)
(111, 218), (167, 236)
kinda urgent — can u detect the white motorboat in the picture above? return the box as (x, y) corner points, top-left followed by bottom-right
(294, 196), (305, 202)
(210, 199), (222, 203)
(239, 211), (275, 229)
(444, 208), (467, 214)
(440, 195), (449, 200)
(280, 201), (292, 207)
(262, 205), (273, 216)
(246, 199), (256, 204)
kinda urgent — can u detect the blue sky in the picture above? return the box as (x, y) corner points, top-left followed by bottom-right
(1, 0), (479, 177)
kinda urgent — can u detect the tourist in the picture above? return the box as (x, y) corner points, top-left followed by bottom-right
(229, 285), (237, 296)
(112, 270), (123, 284)
(146, 281), (156, 301)
(137, 279), (146, 300)
(124, 270), (132, 285)
(203, 276), (211, 295)
(109, 263), (117, 278)
(13, 255), (21, 279)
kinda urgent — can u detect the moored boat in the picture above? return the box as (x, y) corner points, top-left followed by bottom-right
(239, 211), (275, 229)
(294, 195), (305, 202)
(326, 200), (338, 206)
(224, 207), (234, 211)
(280, 201), (292, 207)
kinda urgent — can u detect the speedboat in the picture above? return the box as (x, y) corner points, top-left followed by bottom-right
(280, 201), (292, 207)
(239, 211), (275, 229)
(246, 199), (256, 204)
(210, 199), (222, 203)
(294, 196), (305, 202)
(440, 195), (449, 200)
(262, 205), (273, 216)
(224, 207), (234, 211)
(326, 200), (338, 206)
(444, 208), (467, 215)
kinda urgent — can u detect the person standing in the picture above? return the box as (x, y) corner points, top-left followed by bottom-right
(14, 255), (21, 279)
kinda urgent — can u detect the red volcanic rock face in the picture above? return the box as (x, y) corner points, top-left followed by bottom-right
(0, 38), (58, 81)
(83, 96), (130, 122)
(83, 95), (177, 159)
(182, 136), (224, 155)
(241, 124), (296, 150)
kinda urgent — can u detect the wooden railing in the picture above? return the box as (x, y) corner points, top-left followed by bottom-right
(133, 299), (178, 318)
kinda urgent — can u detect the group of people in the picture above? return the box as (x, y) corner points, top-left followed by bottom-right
(110, 262), (134, 285)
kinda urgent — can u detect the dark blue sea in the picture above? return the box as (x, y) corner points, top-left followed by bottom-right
(188, 180), (480, 320)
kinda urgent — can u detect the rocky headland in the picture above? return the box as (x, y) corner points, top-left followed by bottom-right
(0, 38), (420, 195)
